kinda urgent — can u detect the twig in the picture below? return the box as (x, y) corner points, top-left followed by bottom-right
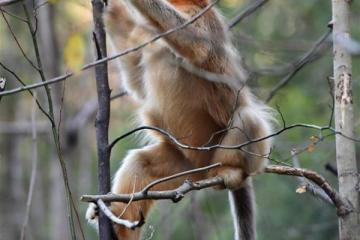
(97, 199), (145, 230)
(0, 7), (27, 22)
(0, 61), (53, 122)
(0, 72), (72, 97)
(119, 176), (138, 218)
(22, 4), (80, 239)
(142, 163), (222, 193)
(20, 94), (38, 240)
(227, 0), (269, 29)
(109, 123), (359, 153)
(66, 90), (127, 132)
(266, 29), (332, 102)
(1, 9), (40, 70)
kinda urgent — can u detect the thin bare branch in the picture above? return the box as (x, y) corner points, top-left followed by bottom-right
(97, 199), (144, 230)
(0, 61), (53, 121)
(22, 3), (80, 238)
(227, 0), (269, 29)
(20, 94), (38, 240)
(81, 177), (224, 203)
(1, 9), (40, 70)
(142, 163), (222, 193)
(109, 124), (359, 154)
(264, 165), (351, 216)
(266, 29), (332, 102)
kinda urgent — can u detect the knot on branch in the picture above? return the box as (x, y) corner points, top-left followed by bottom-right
(337, 205), (353, 217)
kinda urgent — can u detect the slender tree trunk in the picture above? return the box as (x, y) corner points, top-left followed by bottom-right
(332, 1), (360, 239)
(37, 2), (69, 239)
(91, 0), (114, 239)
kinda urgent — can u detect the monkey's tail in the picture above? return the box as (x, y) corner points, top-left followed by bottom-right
(228, 178), (256, 240)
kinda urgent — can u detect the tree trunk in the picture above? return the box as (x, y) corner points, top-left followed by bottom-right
(37, 2), (69, 239)
(331, 1), (360, 239)
(91, 1), (114, 239)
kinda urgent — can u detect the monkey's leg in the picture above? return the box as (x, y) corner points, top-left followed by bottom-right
(208, 106), (271, 240)
(111, 142), (191, 239)
(208, 106), (271, 189)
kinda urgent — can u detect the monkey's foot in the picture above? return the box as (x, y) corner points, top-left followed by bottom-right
(210, 166), (247, 190)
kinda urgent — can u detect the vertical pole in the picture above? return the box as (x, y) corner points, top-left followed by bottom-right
(331, 0), (360, 239)
(91, 1), (113, 239)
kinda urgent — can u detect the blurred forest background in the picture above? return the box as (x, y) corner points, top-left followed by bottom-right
(0, 0), (359, 239)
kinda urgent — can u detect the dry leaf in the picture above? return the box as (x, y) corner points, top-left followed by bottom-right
(296, 186), (307, 194)
(307, 143), (315, 153)
(310, 135), (319, 142)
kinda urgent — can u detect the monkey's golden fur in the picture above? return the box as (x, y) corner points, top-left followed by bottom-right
(86, 0), (273, 239)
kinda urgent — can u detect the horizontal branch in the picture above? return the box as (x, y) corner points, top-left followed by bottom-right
(141, 163), (221, 193)
(81, 177), (224, 203)
(81, 165), (351, 217)
(0, 72), (73, 97)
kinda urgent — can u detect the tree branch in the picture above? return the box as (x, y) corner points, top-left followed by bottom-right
(97, 199), (145, 230)
(264, 165), (352, 216)
(81, 164), (351, 219)
(266, 29), (332, 102)
(227, 0), (269, 29)
(81, 177), (224, 203)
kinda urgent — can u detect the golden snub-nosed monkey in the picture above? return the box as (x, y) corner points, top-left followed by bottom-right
(86, 1), (273, 239)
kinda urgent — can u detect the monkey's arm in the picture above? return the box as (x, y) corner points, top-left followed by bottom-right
(127, 0), (223, 68)
(106, 1), (146, 100)
(106, 1), (136, 39)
